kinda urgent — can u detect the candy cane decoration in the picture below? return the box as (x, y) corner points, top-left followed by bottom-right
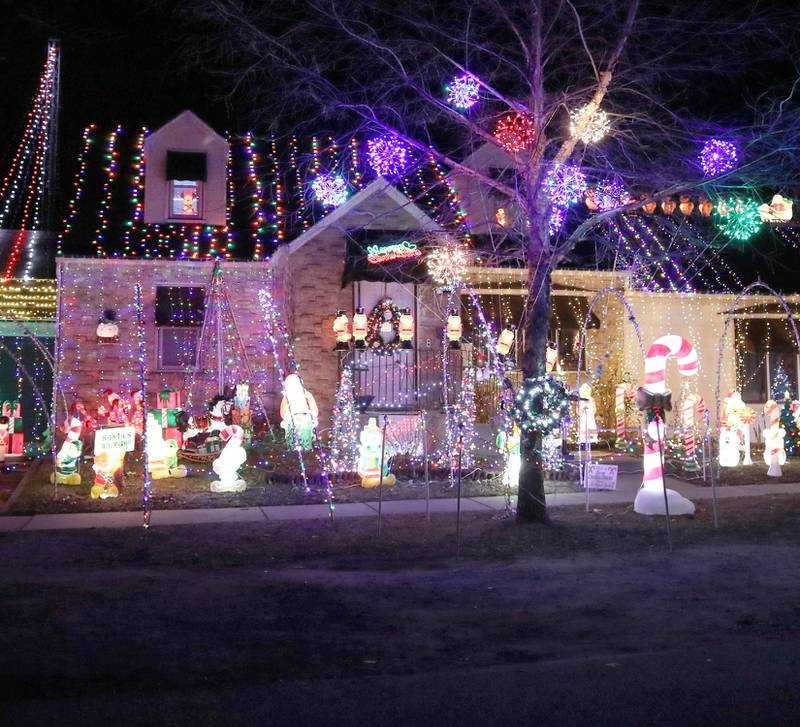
(636, 335), (698, 516)
(681, 393), (705, 468)
(763, 399), (785, 477)
(614, 384), (635, 444)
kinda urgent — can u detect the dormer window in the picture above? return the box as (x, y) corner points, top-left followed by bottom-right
(166, 150), (207, 220)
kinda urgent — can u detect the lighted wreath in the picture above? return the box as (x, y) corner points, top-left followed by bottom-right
(365, 298), (402, 351)
(511, 374), (571, 434)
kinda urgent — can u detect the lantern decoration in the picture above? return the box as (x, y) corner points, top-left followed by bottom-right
(493, 111), (535, 153)
(544, 164), (588, 207)
(333, 310), (350, 350)
(511, 375), (571, 434)
(399, 307), (414, 349)
(569, 104), (610, 144)
(715, 197), (762, 241)
(679, 195), (695, 216)
(279, 373), (319, 451)
(210, 424), (247, 493)
(96, 309), (119, 343)
(51, 417), (83, 486)
(366, 135), (409, 178)
(496, 325), (516, 357)
(426, 239), (471, 289)
(357, 417), (396, 488)
(446, 73), (480, 109)
(447, 309), (462, 349)
(640, 195), (657, 214)
(698, 197), (713, 217)
(661, 197), (677, 215)
(352, 306), (367, 348)
(593, 179), (629, 211)
(698, 138), (739, 177)
(758, 194), (793, 223)
(311, 173), (348, 207)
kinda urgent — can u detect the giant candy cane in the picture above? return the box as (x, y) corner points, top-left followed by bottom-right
(614, 384), (635, 444)
(636, 335), (698, 516)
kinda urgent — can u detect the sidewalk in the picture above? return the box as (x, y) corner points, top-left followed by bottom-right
(1, 474), (799, 532)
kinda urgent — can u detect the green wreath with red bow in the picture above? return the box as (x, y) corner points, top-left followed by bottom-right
(365, 298), (402, 351)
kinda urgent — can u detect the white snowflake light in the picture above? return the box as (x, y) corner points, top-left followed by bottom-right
(311, 173), (348, 207)
(569, 104), (610, 144)
(446, 73), (480, 109)
(426, 240), (471, 288)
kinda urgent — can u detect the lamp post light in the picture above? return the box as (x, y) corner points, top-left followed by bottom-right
(332, 310), (350, 351)
(352, 307), (367, 349)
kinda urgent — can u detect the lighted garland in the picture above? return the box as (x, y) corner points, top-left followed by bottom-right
(365, 298), (402, 351)
(715, 197), (762, 241)
(446, 73), (480, 109)
(493, 112), (535, 153)
(511, 375), (571, 434)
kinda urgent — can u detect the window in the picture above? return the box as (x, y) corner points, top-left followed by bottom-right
(170, 180), (202, 219)
(155, 286), (205, 370)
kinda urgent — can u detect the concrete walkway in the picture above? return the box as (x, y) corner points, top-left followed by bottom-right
(1, 472), (799, 532)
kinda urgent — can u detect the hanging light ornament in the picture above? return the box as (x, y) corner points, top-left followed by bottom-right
(699, 138), (739, 177)
(544, 164), (588, 207)
(593, 179), (629, 211)
(332, 310), (350, 350)
(352, 307), (368, 348)
(715, 197), (762, 241)
(447, 309), (463, 349)
(366, 135), (409, 178)
(679, 195), (695, 216)
(311, 173), (348, 207)
(426, 239), (471, 289)
(569, 104), (611, 144)
(548, 206), (567, 236)
(493, 112), (536, 153)
(661, 197), (677, 215)
(446, 73), (480, 109)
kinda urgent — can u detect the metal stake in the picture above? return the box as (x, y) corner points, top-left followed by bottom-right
(422, 410), (430, 523)
(456, 424), (464, 557)
(377, 415), (388, 537)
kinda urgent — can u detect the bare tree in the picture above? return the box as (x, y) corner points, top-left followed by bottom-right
(182, 0), (800, 522)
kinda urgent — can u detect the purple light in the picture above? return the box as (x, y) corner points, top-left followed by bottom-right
(594, 179), (628, 211)
(366, 135), (409, 177)
(544, 164), (587, 207)
(699, 139), (738, 177)
(311, 173), (348, 207)
(548, 206), (567, 236)
(446, 74), (480, 109)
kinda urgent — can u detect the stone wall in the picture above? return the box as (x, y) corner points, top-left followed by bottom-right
(56, 258), (280, 419)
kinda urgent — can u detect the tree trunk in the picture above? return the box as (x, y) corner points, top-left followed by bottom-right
(516, 262), (551, 523)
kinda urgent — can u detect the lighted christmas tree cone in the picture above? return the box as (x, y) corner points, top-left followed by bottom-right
(357, 417), (396, 488)
(51, 417), (83, 486)
(146, 413), (188, 480)
(211, 425), (248, 493)
(763, 399), (786, 477)
(635, 335), (697, 516)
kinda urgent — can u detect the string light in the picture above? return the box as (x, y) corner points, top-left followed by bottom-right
(366, 135), (409, 178)
(493, 112), (535, 153)
(699, 139), (739, 177)
(569, 104), (610, 143)
(715, 197), (762, 241)
(311, 173), (348, 207)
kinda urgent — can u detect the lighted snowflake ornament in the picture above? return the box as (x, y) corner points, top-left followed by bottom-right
(548, 206), (567, 237)
(366, 135), (409, 178)
(544, 164), (588, 207)
(427, 239), (471, 289)
(446, 73), (480, 109)
(494, 112), (535, 153)
(593, 179), (629, 211)
(699, 139), (739, 177)
(715, 196), (762, 241)
(311, 173), (348, 207)
(569, 104), (610, 144)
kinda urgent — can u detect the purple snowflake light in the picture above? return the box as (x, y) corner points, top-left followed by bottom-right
(366, 135), (409, 177)
(311, 173), (348, 207)
(594, 178), (629, 211)
(544, 164), (588, 207)
(446, 73), (480, 109)
(699, 138), (739, 177)
(548, 206), (567, 236)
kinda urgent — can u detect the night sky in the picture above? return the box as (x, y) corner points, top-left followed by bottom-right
(0, 1), (235, 170)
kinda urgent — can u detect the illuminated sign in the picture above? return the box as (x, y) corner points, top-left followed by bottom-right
(366, 240), (422, 265)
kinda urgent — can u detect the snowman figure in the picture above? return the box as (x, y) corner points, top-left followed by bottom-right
(718, 428), (741, 468)
(211, 425), (248, 493)
(96, 310), (119, 343)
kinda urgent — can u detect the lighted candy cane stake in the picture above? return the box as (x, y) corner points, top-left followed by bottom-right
(636, 335), (697, 516)
(614, 384), (634, 448)
(681, 393), (705, 471)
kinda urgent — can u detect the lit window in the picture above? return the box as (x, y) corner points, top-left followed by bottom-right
(171, 180), (202, 218)
(155, 286), (205, 370)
